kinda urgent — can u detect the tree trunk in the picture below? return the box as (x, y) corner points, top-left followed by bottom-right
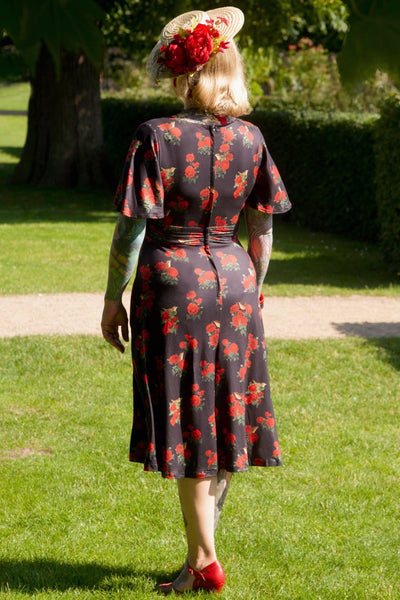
(11, 44), (114, 188)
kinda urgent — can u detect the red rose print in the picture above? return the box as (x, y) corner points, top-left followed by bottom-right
(185, 166), (196, 178)
(140, 266), (151, 280)
(145, 149), (155, 161)
(163, 449), (173, 462)
(187, 303), (199, 315)
(166, 266), (178, 278)
(222, 128), (234, 142)
(225, 432), (236, 445)
(236, 453), (247, 469)
(170, 126), (181, 138)
(274, 189), (287, 203)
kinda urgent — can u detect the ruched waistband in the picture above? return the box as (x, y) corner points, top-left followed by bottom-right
(146, 223), (238, 246)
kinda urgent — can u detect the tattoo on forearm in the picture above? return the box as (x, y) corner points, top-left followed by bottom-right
(245, 208), (273, 294)
(105, 215), (146, 301)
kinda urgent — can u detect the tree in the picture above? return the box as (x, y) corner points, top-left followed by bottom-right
(102, 0), (348, 56)
(338, 0), (400, 88)
(0, 0), (114, 187)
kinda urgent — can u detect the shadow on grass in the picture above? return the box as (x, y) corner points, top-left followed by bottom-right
(0, 558), (176, 593)
(266, 255), (396, 291)
(0, 162), (116, 224)
(333, 323), (400, 339)
(0, 146), (23, 159)
(366, 338), (400, 372)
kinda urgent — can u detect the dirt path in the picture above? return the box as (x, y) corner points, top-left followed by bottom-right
(0, 293), (399, 339)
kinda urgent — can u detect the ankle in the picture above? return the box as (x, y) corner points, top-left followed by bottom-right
(188, 553), (217, 572)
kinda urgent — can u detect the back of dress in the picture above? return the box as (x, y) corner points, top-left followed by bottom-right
(114, 110), (291, 479)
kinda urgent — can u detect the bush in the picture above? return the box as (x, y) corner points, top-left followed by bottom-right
(249, 109), (379, 241)
(374, 95), (400, 272)
(243, 41), (396, 114)
(102, 98), (378, 242)
(102, 96), (180, 177)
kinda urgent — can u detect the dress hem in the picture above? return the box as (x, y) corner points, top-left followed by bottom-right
(129, 457), (283, 478)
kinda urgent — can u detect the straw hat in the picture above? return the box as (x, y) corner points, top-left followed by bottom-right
(146, 6), (244, 81)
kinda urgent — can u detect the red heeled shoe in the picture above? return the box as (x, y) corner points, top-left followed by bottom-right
(158, 560), (226, 594)
(189, 560), (225, 593)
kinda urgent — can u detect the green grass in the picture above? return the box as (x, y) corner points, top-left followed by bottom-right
(0, 335), (399, 599)
(0, 81), (30, 111)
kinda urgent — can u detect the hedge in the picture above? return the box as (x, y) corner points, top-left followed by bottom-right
(249, 110), (378, 242)
(102, 98), (378, 242)
(374, 95), (400, 272)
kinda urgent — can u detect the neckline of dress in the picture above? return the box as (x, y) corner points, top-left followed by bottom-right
(175, 110), (236, 127)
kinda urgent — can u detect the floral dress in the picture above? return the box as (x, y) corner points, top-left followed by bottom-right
(114, 110), (291, 479)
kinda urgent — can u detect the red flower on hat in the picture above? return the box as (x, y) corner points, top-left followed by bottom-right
(157, 18), (230, 76)
(184, 24), (213, 68)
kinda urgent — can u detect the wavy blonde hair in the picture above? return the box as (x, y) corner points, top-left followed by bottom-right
(173, 40), (251, 117)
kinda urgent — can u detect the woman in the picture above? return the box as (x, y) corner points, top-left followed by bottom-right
(101, 6), (291, 594)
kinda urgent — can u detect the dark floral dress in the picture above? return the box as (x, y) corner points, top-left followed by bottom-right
(114, 110), (291, 479)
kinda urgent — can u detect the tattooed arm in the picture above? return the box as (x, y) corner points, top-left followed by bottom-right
(245, 207), (273, 301)
(101, 214), (146, 353)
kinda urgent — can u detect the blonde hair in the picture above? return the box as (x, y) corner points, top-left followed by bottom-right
(173, 41), (251, 117)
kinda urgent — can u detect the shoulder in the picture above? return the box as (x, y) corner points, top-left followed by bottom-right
(231, 118), (264, 146)
(134, 115), (187, 140)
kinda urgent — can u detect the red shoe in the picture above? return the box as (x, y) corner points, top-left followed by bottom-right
(157, 560), (225, 594)
(189, 560), (226, 593)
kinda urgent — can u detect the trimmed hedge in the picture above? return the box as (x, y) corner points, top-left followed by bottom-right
(102, 98), (378, 242)
(249, 110), (378, 242)
(102, 97), (181, 181)
(374, 95), (400, 272)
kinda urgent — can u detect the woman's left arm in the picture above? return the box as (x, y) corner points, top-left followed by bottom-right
(245, 207), (273, 304)
(101, 214), (146, 353)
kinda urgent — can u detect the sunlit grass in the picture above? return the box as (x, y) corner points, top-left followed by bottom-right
(0, 81), (30, 111)
(0, 335), (399, 599)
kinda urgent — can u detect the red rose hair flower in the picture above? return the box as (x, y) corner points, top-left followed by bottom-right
(157, 17), (230, 77)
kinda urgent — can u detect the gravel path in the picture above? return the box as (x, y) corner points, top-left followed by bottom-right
(0, 293), (399, 339)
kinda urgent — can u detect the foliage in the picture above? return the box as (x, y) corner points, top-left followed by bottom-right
(1, 335), (400, 598)
(0, 44), (27, 82)
(244, 38), (395, 113)
(374, 94), (400, 273)
(0, 0), (106, 75)
(338, 0), (400, 88)
(101, 96), (181, 175)
(250, 109), (379, 242)
(101, 0), (348, 59)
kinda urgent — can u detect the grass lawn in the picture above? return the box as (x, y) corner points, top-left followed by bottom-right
(0, 81), (30, 111)
(0, 335), (399, 599)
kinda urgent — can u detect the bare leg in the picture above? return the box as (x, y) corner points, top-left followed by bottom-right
(214, 470), (232, 530)
(169, 476), (218, 592)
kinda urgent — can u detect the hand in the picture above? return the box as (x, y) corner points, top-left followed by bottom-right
(101, 299), (129, 353)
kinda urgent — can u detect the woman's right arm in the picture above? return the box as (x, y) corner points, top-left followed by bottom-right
(101, 214), (146, 353)
(245, 206), (273, 302)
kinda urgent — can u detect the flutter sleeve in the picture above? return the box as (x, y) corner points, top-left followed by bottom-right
(113, 123), (164, 219)
(246, 139), (291, 214)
